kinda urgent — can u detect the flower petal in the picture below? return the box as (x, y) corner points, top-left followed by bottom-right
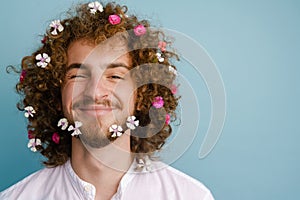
(35, 54), (42, 60)
(68, 125), (74, 131)
(51, 29), (58, 35)
(75, 121), (83, 128)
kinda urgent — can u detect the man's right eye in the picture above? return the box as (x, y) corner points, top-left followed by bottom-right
(68, 74), (87, 79)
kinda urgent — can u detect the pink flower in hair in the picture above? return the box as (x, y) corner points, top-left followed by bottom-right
(20, 70), (26, 82)
(52, 132), (60, 144)
(134, 24), (146, 36)
(28, 130), (34, 139)
(41, 36), (48, 44)
(109, 14), (121, 25)
(158, 41), (167, 52)
(152, 96), (164, 108)
(170, 84), (177, 94)
(165, 114), (171, 125)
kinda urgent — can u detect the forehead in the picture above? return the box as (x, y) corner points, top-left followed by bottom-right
(67, 36), (131, 68)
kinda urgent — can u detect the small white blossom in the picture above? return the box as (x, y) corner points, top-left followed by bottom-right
(35, 53), (51, 68)
(24, 106), (36, 118)
(27, 138), (41, 152)
(156, 52), (164, 63)
(109, 124), (123, 138)
(126, 116), (139, 130)
(169, 65), (177, 76)
(57, 118), (69, 130)
(49, 20), (64, 35)
(88, 1), (104, 14)
(136, 157), (152, 172)
(68, 121), (83, 136)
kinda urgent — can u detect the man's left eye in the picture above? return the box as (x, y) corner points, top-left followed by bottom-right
(109, 75), (124, 80)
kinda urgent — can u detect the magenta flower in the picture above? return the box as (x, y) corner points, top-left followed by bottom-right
(158, 41), (167, 52)
(27, 130), (34, 139)
(52, 132), (60, 144)
(170, 84), (177, 94)
(165, 114), (171, 125)
(152, 96), (164, 108)
(20, 70), (26, 82)
(108, 14), (121, 25)
(41, 36), (47, 44)
(134, 24), (146, 36)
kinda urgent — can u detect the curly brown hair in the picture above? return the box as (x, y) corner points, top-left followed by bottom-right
(14, 1), (179, 167)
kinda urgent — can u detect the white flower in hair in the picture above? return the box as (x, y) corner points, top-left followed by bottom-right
(68, 121), (83, 136)
(88, 1), (104, 14)
(156, 52), (164, 63)
(35, 53), (51, 68)
(49, 20), (64, 35)
(126, 116), (139, 130)
(57, 118), (69, 130)
(109, 124), (123, 138)
(169, 65), (177, 76)
(24, 106), (36, 118)
(27, 138), (41, 152)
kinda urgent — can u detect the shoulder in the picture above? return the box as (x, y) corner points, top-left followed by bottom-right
(126, 161), (214, 200)
(157, 162), (214, 199)
(0, 165), (64, 200)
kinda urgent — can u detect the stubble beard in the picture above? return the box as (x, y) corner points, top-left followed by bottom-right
(78, 115), (127, 149)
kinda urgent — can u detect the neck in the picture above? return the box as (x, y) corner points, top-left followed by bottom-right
(71, 131), (133, 200)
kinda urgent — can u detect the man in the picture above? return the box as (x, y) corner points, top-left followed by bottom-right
(0, 1), (214, 199)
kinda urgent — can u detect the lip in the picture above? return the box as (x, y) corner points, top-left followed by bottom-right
(76, 105), (116, 116)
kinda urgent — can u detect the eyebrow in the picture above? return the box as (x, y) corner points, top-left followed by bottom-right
(66, 63), (88, 71)
(107, 63), (131, 70)
(66, 62), (130, 71)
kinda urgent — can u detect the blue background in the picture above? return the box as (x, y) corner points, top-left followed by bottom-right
(1, 0), (299, 199)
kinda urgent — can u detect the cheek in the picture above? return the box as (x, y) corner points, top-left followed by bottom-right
(61, 83), (85, 114)
(118, 84), (136, 113)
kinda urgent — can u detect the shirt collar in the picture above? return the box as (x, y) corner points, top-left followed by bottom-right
(64, 157), (152, 199)
(64, 160), (96, 199)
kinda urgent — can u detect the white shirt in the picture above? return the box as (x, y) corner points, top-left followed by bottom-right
(0, 159), (214, 200)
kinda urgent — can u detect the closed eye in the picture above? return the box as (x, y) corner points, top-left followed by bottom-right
(67, 74), (88, 81)
(109, 75), (124, 80)
(68, 74), (88, 80)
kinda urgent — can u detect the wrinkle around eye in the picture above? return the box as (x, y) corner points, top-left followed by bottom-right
(65, 67), (90, 80)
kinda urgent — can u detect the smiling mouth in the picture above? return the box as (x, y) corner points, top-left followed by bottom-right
(76, 105), (117, 116)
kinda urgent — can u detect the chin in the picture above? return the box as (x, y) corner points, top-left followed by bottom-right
(79, 132), (113, 149)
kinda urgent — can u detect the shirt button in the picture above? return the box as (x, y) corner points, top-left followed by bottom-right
(84, 185), (92, 192)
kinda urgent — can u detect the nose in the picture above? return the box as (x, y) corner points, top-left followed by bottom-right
(84, 74), (110, 103)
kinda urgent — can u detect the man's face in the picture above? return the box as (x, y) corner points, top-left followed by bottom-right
(61, 38), (136, 148)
